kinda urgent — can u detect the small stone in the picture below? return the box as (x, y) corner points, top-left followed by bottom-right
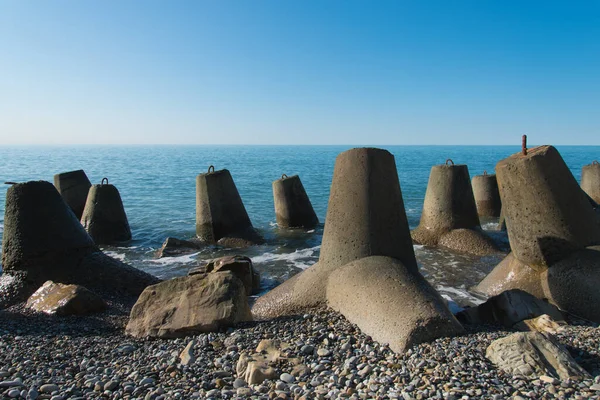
(540, 375), (557, 384)
(237, 387), (252, 396)
(104, 381), (119, 391)
(590, 384), (600, 391)
(233, 379), (247, 389)
(301, 345), (314, 355)
(40, 384), (59, 394)
(316, 348), (331, 357)
(358, 365), (372, 378)
(280, 373), (294, 384)
(7, 389), (20, 398)
(139, 377), (155, 386)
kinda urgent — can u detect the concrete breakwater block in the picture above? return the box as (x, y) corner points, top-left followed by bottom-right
(475, 146), (600, 323)
(272, 174), (318, 229)
(497, 146), (600, 268)
(0, 181), (159, 307)
(53, 169), (91, 220)
(253, 148), (463, 351)
(196, 166), (264, 247)
(472, 172), (502, 218)
(327, 256), (464, 353)
(581, 161), (600, 204)
(411, 160), (499, 256)
(81, 178), (132, 244)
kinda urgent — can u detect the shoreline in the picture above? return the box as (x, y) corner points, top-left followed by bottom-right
(1, 303), (599, 399)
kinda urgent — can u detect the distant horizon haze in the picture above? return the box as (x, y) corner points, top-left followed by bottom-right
(1, 1), (598, 145)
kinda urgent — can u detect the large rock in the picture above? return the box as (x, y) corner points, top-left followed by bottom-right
(456, 289), (563, 328)
(496, 145), (600, 268)
(486, 331), (590, 380)
(195, 167), (264, 246)
(126, 271), (252, 338)
(0, 181), (159, 308)
(253, 148), (418, 318)
(326, 256), (464, 353)
(25, 280), (106, 316)
(272, 174), (319, 229)
(53, 170), (92, 220)
(411, 162), (498, 256)
(205, 255), (260, 295)
(81, 182), (132, 244)
(156, 237), (202, 258)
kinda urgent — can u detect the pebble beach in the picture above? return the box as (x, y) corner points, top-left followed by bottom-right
(1, 299), (599, 400)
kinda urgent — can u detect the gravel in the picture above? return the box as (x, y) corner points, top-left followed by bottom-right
(0, 300), (599, 399)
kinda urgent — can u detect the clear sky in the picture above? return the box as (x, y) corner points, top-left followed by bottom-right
(1, 1), (599, 145)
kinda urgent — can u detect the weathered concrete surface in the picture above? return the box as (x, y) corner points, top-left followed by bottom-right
(272, 175), (318, 229)
(0, 181), (159, 307)
(25, 280), (107, 316)
(540, 248), (600, 323)
(496, 145), (600, 268)
(472, 173), (502, 218)
(126, 271), (252, 338)
(412, 163), (481, 246)
(156, 237), (202, 258)
(474, 252), (544, 298)
(456, 289), (563, 328)
(326, 256), (464, 353)
(81, 183), (132, 244)
(437, 228), (500, 256)
(53, 170), (92, 220)
(581, 161), (600, 204)
(486, 331), (590, 380)
(252, 148), (417, 319)
(196, 168), (264, 246)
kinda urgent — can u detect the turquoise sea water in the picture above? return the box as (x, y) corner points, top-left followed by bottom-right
(0, 145), (598, 306)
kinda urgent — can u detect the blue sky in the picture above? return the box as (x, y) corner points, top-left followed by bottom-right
(1, 1), (598, 145)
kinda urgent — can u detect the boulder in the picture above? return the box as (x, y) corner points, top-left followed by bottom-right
(272, 174), (319, 229)
(25, 281), (106, 316)
(456, 289), (564, 328)
(514, 314), (566, 334)
(205, 255), (260, 295)
(196, 167), (264, 246)
(326, 256), (464, 353)
(156, 237), (202, 258)
(486, 331), (590, 380)
(125, 271), (252, 338)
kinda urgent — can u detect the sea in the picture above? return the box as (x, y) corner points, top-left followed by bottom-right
(0, 145), (598, 308)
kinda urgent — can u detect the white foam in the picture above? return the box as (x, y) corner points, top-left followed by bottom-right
(441, 294), (464, 314)
(436, 285), (485, 306)
(252, 246), (320, 270)
(104, 251), (127, 262)
(148, 252), (200, 265)
(413, 244), (424, 251)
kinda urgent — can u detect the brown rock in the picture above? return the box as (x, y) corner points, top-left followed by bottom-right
(513, 314), (566, 334)
(25, 280), (106, 316)
(205, 255), (260, 295)
(156, 237), (202, 258)
(125, 271), (252, 338)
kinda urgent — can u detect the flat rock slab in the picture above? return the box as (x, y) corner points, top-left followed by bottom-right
(326, 256), (464, 353)
(486, 331), (590, 380)
(126, 271), (252, 338)
(156, 237), (202, 258)
(25, 280), (106, 316)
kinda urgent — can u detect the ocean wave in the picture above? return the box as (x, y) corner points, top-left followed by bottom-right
(103, 251), (127, 262)
(252, 246), (320, 270)
(148, 252), (201, 265)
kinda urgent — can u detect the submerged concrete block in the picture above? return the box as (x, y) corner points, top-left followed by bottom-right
(272, 174), (318, 229)
(81, 179), (132, 245)
(253, 148), (418, 319)
(196, 167), (264, 246)
(472, 172), (502, 218)
(496, 146), (600, 268)
(53, 169), (92, 220)
(581, 161), (600, 204)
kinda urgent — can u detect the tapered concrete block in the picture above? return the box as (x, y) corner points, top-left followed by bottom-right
(0, 181), (158, 307)
(253, 148), (419, 319)
(496, 146), (600, 268)
(474, 252), (544, 299)
(472, 172), (502, 218)
(272, 174), (318, 229)
(53, 170), (92, 219)
(411, 161), (497, 255)
(196, 167), (264, 246)
(581, 161), (600, 204)
(81, 180), (132, 244)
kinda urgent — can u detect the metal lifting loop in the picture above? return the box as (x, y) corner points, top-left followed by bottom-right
(101, 178), (108, 185)
(281, 174), (288, 179)
(522, 134), (528, 156)
(445, 159), (454, 166)
(593, 161), (599, 166)
(483, 170), (487, 176)
(208, 165), (215, 173)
